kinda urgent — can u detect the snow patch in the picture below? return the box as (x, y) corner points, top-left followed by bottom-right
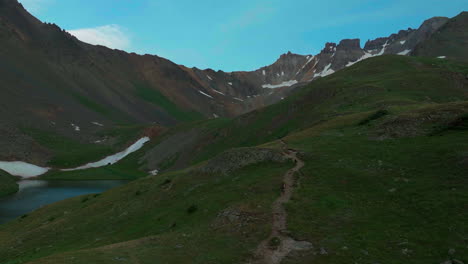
(228, 82), (233, 86)
(234, 97), (244, 102)
(149, 169), (159, 176)
(397, 49), (411, 56)
(92, 122), (104, 127)
(213, 113), (219, 118)
(62, 137), (150, 171)
(346, 42), (391, 67)
(212, 89), (225, 95)
(207, 75), (213, 81)
(71, 123), (80, 131)
(314, 64), (335, 78)
(198, 90), (213, 99)
(262, 80), (298, 89)
(262, 70), (266, 76)
(0, 161), (49, 178)
(296, 56), (315, 75)
(437, 56), (447, 59)
(400, 40), (406, 45)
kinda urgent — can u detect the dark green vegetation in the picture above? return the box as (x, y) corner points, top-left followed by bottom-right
(21, 125), (144, 169)
(0, 170), (18, 198)
(134, 83), (203, 122)
(0, 161), (292, 263)
(0, 54), (467, 263)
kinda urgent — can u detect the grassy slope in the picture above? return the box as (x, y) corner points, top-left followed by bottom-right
(147, 55), (468, 171)
(0, 55), (467, 263)
(0, 170), (18, 198)
(0, 161), (292, 264)
(282, 105), (468, 263)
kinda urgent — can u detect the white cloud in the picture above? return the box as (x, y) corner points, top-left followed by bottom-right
(18, 0), (54, 14)
(68, 24), (130, 50)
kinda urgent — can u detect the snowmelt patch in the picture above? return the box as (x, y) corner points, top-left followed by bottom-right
(62, 137), (150, 171)
(0, 161), (50, 178)
(262, 80), (298, 89)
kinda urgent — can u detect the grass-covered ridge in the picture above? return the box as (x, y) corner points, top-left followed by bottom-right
(0, 55), (467, 263)
(0, 170), (18, 198)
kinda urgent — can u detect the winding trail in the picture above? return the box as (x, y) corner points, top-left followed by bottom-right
(250, 141), (312, 264)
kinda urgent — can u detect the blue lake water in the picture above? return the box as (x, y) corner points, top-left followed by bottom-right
(0, 180), (127, 224)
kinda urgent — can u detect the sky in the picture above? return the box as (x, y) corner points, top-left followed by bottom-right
(18, 0), (467, 72)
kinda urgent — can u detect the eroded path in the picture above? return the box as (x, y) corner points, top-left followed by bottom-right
(249, 143), (312, 264)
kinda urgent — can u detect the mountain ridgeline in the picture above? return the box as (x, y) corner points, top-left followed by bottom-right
(0, 0), (468, 263)
(0, 0), (466, 165)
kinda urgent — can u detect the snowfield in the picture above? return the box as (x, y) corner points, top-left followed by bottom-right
(62, 137), (150, 171)
(0, 161), (50, 178)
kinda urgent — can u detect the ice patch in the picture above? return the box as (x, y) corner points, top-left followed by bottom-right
(262, 80), (298, 89)
(0, 161), (50, 178)
(212, 89), (225, 95)
(92, 122), (104, 127)
(437, 56), (447, 59)
(62, 137), (150, 171)
(397, 49), (411, 56)
(198, 90), (213, 99)
(400, 40), (406, 45)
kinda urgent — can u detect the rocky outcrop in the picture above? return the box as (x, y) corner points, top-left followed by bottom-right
(197, 148), (286, 174)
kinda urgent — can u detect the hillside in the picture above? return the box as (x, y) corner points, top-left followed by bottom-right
(0, 0), (460, 167)
(413, 12), (468, 62)
(0, 54), (467, 263)
(0, 169), (18, 197)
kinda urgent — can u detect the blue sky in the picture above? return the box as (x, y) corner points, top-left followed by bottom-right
(18, 0), (466, 71)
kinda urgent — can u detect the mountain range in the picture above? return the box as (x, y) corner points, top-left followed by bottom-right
(0, 0), (467, 263)
(1, 0), (466, 166)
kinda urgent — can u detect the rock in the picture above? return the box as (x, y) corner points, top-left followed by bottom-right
(292, 241), (313, 251)
(320, 247), (328, 255)
(322, 42), (337, 54)
(337, 39), (361, 51)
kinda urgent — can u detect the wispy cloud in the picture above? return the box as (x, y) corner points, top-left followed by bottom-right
(220, 5), (276, 32)
(18, 0), (54, 14)
(68, 25), (131, 50)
